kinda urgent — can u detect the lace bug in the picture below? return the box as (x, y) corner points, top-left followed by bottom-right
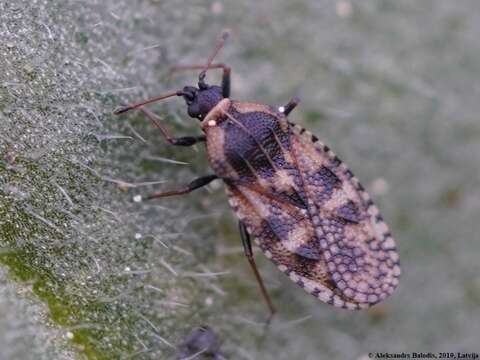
(114, 32), (401, 320)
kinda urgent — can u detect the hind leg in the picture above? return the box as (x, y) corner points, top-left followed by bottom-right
(239, 221), (276, 323)
(280, 97), (300, 116)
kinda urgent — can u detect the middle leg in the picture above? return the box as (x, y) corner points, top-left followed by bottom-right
(140, 174), (218, 201)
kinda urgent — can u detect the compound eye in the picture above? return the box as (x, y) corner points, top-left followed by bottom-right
(188, 104), (200, 118)
(184, 92), (195, 102)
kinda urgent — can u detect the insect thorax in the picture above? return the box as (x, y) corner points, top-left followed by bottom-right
(203, 99), (292, 182)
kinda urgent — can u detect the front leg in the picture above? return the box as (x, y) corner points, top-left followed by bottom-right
(279, 97), (300, 116)
(169, 63), (231, 98)
(137, 174), (219, 201)
(138, 107), (206, 147)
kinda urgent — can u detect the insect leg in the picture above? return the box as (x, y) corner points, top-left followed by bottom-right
(281, 97), (300, 116)
(142, 175), (218, 200)
(221, 65), (231, 98)
(238, 221), (276, 322)
(138, 107), (206, 146)
(169, 63), (231, 98)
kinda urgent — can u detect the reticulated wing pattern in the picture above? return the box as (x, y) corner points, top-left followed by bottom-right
(225, 182), (364, 309)
(288, 123), (401, 306)
(218, 104), (400, 309)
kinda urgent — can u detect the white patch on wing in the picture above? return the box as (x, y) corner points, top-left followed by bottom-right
(282, 225), (309, 254)
(272, 169), (296, 191)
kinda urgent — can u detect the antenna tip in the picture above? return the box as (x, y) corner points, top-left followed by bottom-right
(113, 106), (130, 115)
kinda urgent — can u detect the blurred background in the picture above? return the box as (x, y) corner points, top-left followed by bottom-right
(1, 0), (479, 359)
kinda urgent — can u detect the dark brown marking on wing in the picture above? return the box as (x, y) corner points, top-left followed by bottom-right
(278, 187), (307, 209)
(251, 217), (326, 283)
(222, 112), (278, 175)
(219, 115), (400, 310)
(227, 105), (291, 152)
(224, 147), (257, 181)
(294, 242), (321, 260)
(262, 214), (321, 260)
(307, 165), (342, 203)
(288, 121), (401, 307)
(225, 167), (364, 309)
(337, 200), (362, 224)
(264, 216), (291, 242)
(225, 179), (306, 211)
(222, 107), (290, 180)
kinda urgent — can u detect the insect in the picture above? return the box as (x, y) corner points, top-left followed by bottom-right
(176, 325), (225, 360)
(115, 32), (401, 319)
